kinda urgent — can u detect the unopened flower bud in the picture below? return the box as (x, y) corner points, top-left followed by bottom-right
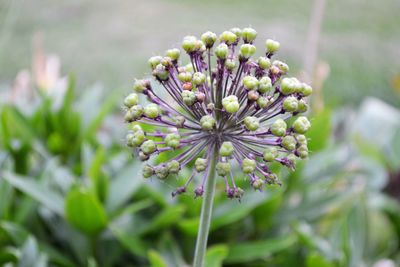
(200, 115), (216, 130)
(160, 57), (172, 67)
(141, 140), (156, 154)
(242, 27), (257, 43)
(242, 158), (256, 173)
(142, 165), (154, 178)
(206, 103), (215, 112)
(138, 151), (150, 161)
(222, 95), (240, 113)
(220, 141), (234, 157)
(167, 160), (180, 173)
(301, 83), (313, 96)
(271, 119), (287, 136)
(243, 76), (259, 90)
(152, 64), (169, 81)
(133, 79), (149, 93)
(182, 90), (196, 106)
(265, 39), (280, 53)
(252, 178), (264, 189)
(192, 72), (206, 85)
(131, 124), (142, 132)
(127, 130), (145, 147)
(182, 36), (198, 53)
(144, 103), (160, 118)
(196, 92), (206, 103)
(258, 57), (271, 69)
(296, 145), (308, 159)
(283, 96), (299, 112)
(239, 44), (256, 59)
(292, 116), (311, 134)
(219, 31), (237, 45)
(233, 187), (244, 198)
(297, 99), (308, 113)
(258, 76), (272, 93)
(195, 158), (207, 172)
(280, 77), (298, 95)
(165, 133), (180, 148)
(296, 134), (308, 146)
(155, 165), (169, 179)
(263, 147), (278, 162)
(281, 135), (297, 151)
(165, 48), (180, 61)
(148, 56), (162, 69)
(216, 162), (230, 176)
(273, 60), (289, 74)
(201, 31), (217, 48)
(125, 105), (144, 122)
(215, 43), (229, 59)
(230, 27), (242, 38)
(178, 72), (192, 82)
(124, 93), (139, 107)
(247, 90), (259, 101)
(256, 96), (268, 108)
(194, 186), (204, 197)
(244, 116), (259, 131)
(224, 59), (236, 71)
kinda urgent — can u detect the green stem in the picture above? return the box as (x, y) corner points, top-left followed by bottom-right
(193, 146), (218, 267)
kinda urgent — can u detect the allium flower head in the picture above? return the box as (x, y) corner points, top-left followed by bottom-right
(123, 27), (312, 199)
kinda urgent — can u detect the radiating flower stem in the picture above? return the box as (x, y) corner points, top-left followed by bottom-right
(193, 145), (218, 267)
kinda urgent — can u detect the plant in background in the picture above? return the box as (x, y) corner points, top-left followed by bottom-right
(123, 27), (312, 267)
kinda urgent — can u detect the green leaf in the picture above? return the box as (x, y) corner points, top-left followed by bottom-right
(110, 226), (148, 257)
(2, 172), (64, 216)
(18, 236), (48, 267)
(148, 250), (168, 267)
(88, 147), (109, 203)
(140, 205), (186, 235)
(205, 245), (229, 267)
(225, 235), (297, 263)
(307, 109), (332, 152)
(65, 187), (108, 236)
(306, 252), (335, 267)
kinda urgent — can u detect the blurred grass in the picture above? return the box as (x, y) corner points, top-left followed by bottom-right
(0, 0), (399, 107)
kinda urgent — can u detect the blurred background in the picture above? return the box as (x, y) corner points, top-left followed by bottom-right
(0, 0), (400, 266)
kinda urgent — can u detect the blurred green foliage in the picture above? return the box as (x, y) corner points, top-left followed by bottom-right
(1, 75), (400, 267)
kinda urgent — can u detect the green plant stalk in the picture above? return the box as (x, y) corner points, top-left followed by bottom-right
(193, 146), (218, 267)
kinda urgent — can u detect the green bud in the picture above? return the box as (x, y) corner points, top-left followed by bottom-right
(142, 165), (154, 178)
(280, 77), (298, 95)
(256, 96), (268, 108)
(141, 140), (156, 154)
(281, 135), (297, 151)
(242, 27), (257, 43)
(263, 147), (278, 162)
(184, 63), (194, 73)
(297, 99), (308, 113)
(301, 83), (313, 96)
(131, 124), (142, 132)
(234, 187), (244, 198)
(244, 116), (259, 131)
(222, 95), (240, 113)
(216, 162), (231, 176)
(292, 116), (311, 134)
(160, 57), (172, 67)
(287, 153), (297, 167)
(148, 56), (162, 69)
(258, 56), (271, 69)
(178, 72), (192, 82)
(265, 39), (280, 53)
(152, 64), (169, 80)
(167, 160), (180, 173)
(272, 60), (289, 74)
(125, 105), (144, 122)
(219, 141), (234, 157)
(138, 151), (149, 161)
(182, 35), (198, 53)
(296, 134), (308, 146)
(181, 90), (196, 106)
(155, 165), (169, 179)
(133, 79), (149, 93)
(124, 93), (139, 107)
(270, 119), (287, 136)
(243, 76), (259, 90)
(252, 179), (264, 189)
(165, 133), (180, 148)
(224, 59), (236, 71)
(297, 145), (308, 159)
(144, 103), (160, 118)
(283, 96), (299, 112)
(258, 76), (272, 93)
(195, 158), (207, 172)
(200, 115), (216, 130)
(215, 43), (229, 59)
(230, 27), (242, 38)
(239, 44), (256, 59)
(192, 72), (206, 85)
(219, 31), (237, 45)
(201, 31), (217, 48)
(166, 48), (180, 61)
(242, 158), (256, 173)
(127, 130), (145, 147)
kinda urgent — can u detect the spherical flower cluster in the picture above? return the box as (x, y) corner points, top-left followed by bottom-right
(123, 27), (312, 199)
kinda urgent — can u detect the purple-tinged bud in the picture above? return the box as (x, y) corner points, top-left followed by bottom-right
(247, 90), (260, 101)
(196, 92), (206, 103)
(182, 82), (193, 91)
(194, 186), (204, 197)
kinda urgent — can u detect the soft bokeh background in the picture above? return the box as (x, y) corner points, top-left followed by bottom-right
(1, 0), (400, 267)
